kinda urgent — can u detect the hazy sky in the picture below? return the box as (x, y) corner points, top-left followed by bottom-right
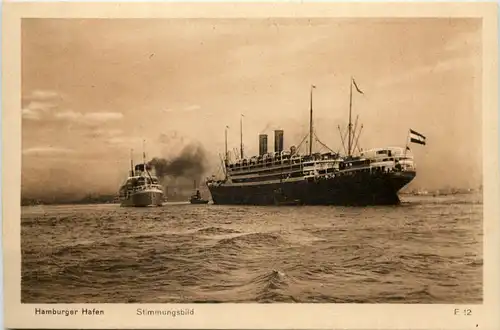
(21, 18), (482, 197)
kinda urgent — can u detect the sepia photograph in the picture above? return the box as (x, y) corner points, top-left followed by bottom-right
(20, 15), (484, 304)
(3, 2), (499, 329)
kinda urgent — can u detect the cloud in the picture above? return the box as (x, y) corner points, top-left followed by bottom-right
(55, 111), (123, 123)
(443, 30), (481, 54)
(54, 110), (80, 120)
(31, 90), (60, 100)
(158, 131), (185, 145)
(184, 105), (201, 112)
(22, 100), (58, 121)
(22, 89), (124, 124)
(24, 89), (62, 102)
(22, 146), (76, 156)
(107, 136), (142, 145)
(22, 108), (42, 121)
(376, 29), (480, 89)
(377, 55), (475, 88)
(86, 112), (123, 121)
(85, 128), (123, 139)
(26, 101), (56, 111)
(161, 106), (204, 115)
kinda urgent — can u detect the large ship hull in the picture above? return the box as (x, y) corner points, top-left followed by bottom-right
(120, 189), (164, 207)
(208, 170), (415, 206)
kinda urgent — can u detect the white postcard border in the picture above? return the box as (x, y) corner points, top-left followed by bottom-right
(2, 2), (499, 329)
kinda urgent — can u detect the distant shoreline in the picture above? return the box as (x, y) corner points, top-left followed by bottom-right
(20, 189), (481, 207)
(399, 188), (482, 196)
(20, 195), (195, 207)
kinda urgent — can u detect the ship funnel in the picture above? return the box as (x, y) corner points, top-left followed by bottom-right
(274, 130), (284, 153)
(259, 134), (268, 156)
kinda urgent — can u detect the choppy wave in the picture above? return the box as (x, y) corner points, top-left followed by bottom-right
(197, 226), (242, 235)
(21, 194), (483, 303)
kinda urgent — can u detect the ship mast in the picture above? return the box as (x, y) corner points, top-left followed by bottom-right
(142, 139), (146, 169)
(240, 114), (244, 159)
(224, 126), (229, 180)
(309, 84), (316, 155)
(347, 77), (365, 156)
(130, 149), (134, 176)
(225, 125), (229, 161)
(348, 77), (353, 157)
(142, 139), (153, 181)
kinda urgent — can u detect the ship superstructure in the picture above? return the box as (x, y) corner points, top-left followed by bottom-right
(118, 144), (164, 207)
(206, 79), (426, 206)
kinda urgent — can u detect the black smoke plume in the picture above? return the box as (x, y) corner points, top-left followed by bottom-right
(147, 143), (209, 195)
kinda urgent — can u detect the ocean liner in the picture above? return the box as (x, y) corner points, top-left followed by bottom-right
(206, 78), (426, 206)
(118, 146), (164, 207)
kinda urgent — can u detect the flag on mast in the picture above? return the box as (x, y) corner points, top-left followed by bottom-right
(409, 129), (426, 145)
(352, 78), (364, 94)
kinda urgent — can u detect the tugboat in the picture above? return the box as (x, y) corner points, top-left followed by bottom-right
(189, 180), (209, 204)
(118, 145), (164, 207)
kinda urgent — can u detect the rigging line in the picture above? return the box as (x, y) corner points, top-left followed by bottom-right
(352, 125), (364, 153)
(342, 126), (349, 145)
(313, 132), (330, 149)
(314, 132), (335, 153)
(212, 162), (222, 179)
(316, 144), (328, 154)
(317, 141), (335, 153)
(313, 131), (330, 147)
(351, 115), (359, 145)
(337, 125), (348, 154)
(351, 123), (362, 146)
(218, 153), (227, 179)
(295, 133), (310, 154)
(336, 125), (349, 155)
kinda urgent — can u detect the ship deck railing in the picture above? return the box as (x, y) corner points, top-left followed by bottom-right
(228, 155), (342, 174)
(127, 184), (163, 193)
(229, 151), (341, 168)
(338, 162), (415, 175)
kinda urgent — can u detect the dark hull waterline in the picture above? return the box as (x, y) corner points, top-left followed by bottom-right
(190, 199), (210, 204)
(208, 171), (415, 206)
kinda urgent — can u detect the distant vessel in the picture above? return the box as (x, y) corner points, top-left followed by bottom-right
(189, 180), (209, 204)
(206, 78), (427, 206)
(119, 144), (164, 207)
